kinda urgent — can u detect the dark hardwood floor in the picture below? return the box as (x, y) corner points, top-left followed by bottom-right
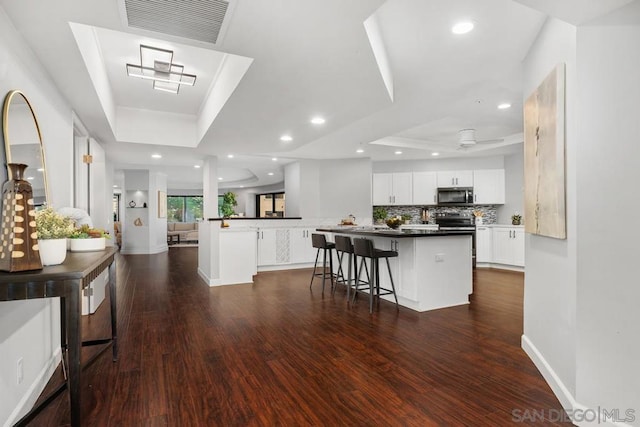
(28, 248), (569, 426)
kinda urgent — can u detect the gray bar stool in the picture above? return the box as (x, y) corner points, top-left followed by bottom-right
(352, 238), (399, 313)
(333, 235), (358, 299)
(309, 233), (335, 293)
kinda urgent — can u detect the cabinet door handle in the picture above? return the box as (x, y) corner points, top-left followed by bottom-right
(262, 231), (264, 239)
(474, 194), (477, 202)
(433, 194), (436, 203)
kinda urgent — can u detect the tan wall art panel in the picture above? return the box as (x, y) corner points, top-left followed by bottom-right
(524, 63), (566, 239)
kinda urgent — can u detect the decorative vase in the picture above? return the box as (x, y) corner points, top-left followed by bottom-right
(70, 237), (105, 252)
(38, 238), (68, 266)
(0, 163), (42, 272)
(512, 219), (521, 225)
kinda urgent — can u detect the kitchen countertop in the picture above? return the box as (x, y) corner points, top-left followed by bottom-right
(316, 227), (474, 238)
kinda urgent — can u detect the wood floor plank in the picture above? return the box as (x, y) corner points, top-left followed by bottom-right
(27, 248), (570, 426)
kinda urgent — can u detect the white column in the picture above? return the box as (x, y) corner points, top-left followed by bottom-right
(202, 155), (219, 219)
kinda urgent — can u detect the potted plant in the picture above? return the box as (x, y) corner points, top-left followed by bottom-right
(35, 207), (74, 266)
(373, 207), (388, 224)
(512, 213), (522, 225)
(220, 191), (238, 227)
(69, 224), (110, 252)
(401, 214), (412, 224)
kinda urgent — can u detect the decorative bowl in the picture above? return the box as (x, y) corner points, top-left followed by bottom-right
(386, 218), (402, 229)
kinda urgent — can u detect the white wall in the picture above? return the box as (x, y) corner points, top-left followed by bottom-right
(521, 17), (578, 406)
(498, 145), (524, 224)
(285, 158), (372, 222)
(373, 155), (505, 173)
(574, 24), (640, 421)
(0, 6), (74, 425)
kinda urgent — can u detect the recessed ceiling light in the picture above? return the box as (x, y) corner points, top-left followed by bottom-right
(497, 103), (511, 110)
(268, 172), (274, 176)
(194, 165), (201, 169)
(272, 157), (278, 161)
(310, 117), (326, 125)
(432, 152), (440, 156)
(240, 185), (244, 188)
(280, 135), (292, 142)
(113, 185), (118, 188)
(452, 21), (474, 35)
(227, 154), (234, 158)
(218, 177), (223, 180)
(356, 148), (364, 153)
(27, 176), (34, 180)
(394, 151), (403, 155)
(151, 153), (162, 159)
(37, 168), (44, 172)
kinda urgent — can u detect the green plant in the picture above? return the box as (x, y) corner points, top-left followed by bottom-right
(220, 191), (238, 218)
(512, 213), (522, 224)
(401, 214), (412, 222)
(69, 224), (111, 239)
(373, 206), (388, 223)
(35, 207), (74, 239)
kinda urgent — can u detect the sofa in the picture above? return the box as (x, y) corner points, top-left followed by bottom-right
(167, 222), (199, 244)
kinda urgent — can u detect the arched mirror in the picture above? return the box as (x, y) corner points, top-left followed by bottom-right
(2, 90), (49, 206)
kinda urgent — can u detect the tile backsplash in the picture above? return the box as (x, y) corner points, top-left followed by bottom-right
(374, 205), (498, 224)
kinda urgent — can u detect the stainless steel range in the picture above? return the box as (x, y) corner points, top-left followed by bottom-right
(435, 212), (476, 267)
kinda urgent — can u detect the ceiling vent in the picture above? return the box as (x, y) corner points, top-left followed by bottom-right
(123, 0), (231, 44)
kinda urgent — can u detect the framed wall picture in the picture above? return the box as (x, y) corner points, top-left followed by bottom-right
(158, 190), (166, 218)
(524, 63), (566, 239)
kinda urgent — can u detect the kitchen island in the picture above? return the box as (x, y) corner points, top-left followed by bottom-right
(317, 227), (473, 312)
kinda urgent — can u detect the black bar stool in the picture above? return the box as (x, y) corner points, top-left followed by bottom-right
(333, 235), (358, 299)
(309, 233), (335, 293)
(352, 238), (399, 313)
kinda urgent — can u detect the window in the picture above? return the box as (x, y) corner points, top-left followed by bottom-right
(256, 192), (285, 218)
(167, 196), (203, 222)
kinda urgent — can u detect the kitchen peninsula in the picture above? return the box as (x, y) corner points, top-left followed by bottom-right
(317, 227), (473, 312)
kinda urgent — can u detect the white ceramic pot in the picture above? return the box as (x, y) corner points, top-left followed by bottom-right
(38, 238), (68, 266)
(70, 237), (105, 252)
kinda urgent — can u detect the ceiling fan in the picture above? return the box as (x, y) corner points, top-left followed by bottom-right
(457, 129), (504, 149)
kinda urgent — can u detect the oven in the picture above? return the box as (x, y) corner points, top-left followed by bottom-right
(435, 212), (476, 268)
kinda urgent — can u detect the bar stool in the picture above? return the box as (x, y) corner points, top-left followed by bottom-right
(352, 238), (399, 313)
(309, 233), (335, 293)
(333, 235), (358, 299)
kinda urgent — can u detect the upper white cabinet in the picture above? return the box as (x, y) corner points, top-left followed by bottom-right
(372, 172), (413, 205)
(412, 171), (438, 205)
(473, 169), (505, 204)
(437, 170), (473, 188)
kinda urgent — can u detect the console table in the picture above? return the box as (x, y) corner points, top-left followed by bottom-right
(0, 246), (118, 427)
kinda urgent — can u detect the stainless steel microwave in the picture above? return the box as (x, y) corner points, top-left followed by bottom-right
(437, 187), (474, 205)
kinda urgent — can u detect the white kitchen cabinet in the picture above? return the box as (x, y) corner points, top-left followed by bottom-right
(437, 170), (473, 188)
(257, 228), (290, 266)
(290, 228), (318, 264)
(412, 171), (438, 205)
(492, 226), (524, 267)
(368, 237), (415, 301)
(475, 226), (493, 263)
(473, 169), (505, 204)
(372, 172), (413, 205)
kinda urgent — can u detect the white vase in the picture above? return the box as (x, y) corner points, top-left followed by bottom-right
(70, 237), (105, 252)
(38, 238), (68, 266)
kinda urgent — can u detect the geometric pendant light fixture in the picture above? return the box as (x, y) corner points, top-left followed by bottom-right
(126, 45), (197, 94)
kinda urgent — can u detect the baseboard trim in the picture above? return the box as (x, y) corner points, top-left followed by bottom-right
(521, 335), (633, 427)
(5, 348), (62, 427)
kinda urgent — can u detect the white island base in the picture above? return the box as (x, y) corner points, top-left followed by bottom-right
(326, 232), (473, 312)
